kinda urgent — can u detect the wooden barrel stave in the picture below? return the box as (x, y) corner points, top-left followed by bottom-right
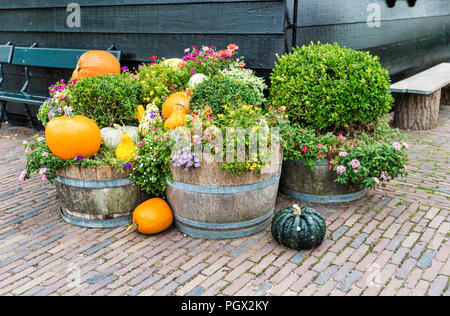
(167, 149), (282, 240)
(55, 166), (148, 228)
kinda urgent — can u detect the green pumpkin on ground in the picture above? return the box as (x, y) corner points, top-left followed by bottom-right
(271, 205), (326, 250)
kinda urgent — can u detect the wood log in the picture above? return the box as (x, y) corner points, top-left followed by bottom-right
(441, 86), (450, 106)
(393, 90), (441, 130)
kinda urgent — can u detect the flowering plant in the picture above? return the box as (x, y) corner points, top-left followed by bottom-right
(21, 135), (131, 184)
(37, 79), (77, 126)
(136, 61), (191, 109)
(182, 44), (244, 77)
(279, 115), (409, 189)
(129, 128), (173, 197)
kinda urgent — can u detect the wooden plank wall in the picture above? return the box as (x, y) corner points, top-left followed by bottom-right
(294, 0), (450, 81)
(0, 0), (286, 120)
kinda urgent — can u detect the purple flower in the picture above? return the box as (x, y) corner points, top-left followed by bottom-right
(124, 163), (132, 169)
(121, 66), (129, 72)
(75, 156), (84, 161)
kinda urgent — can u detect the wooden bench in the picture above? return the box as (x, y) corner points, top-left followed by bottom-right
(390, 63), (450, 130)
(0, 43), (121, 130)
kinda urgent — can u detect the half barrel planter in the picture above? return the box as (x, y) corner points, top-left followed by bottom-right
(54, 166), (148, 228)
(280, 160), (366, 204)
(166, 148), (283, 240)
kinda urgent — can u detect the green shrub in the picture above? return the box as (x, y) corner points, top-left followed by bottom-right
(190, 76), (261, 115)
(69, 73), (143, 128)
(269, 42), (394, 131)
(221, 66), (267, 106)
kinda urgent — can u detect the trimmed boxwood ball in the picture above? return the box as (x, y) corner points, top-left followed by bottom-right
(269, 42), (394, 131)
(271, 205), (326, 250)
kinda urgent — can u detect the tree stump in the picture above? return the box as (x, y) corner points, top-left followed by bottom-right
(441, 86), (450, 106)
(393, 90), (441, 130)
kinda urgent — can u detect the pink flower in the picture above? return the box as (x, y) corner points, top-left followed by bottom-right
(42, 152), (49, 157)
(41, 175), (47, 181)
(337, 166), (346, 175)
(19, 170), (27, 183)
(190, 70), (195, 75)
(381, 171), (388, 180)
(39, 168), (47, 175)
(338, 134), (345, 142)
(401, 141), (409, 149)
(353, 168), (360, 174)
(350, 159), (360, 169)
(301, 146), (308, 153)
(393, 142), (402, 151)
(227, 44), (239, 52)
(317, 152), (325, 159)
(237, 62), (246, 68)
(316, 144), (323, 150)
(373, 177), (380, 184)
(339, 152), (348, 157)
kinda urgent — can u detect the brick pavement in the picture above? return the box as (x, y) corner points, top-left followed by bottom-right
(0, 107), (449, 296)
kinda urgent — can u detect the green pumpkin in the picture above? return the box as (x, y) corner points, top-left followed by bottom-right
(271, 205), (326, 250)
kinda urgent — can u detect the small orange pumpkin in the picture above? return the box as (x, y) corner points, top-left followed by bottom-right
(161, 91), (191, 120)
(72, 50), (121, 80)
(164, 106), (186, 131)
(45, 107), (102, 160)
(126, 198), (174, 235)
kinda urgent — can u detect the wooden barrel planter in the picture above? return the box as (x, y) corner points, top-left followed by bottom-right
(166, 149), (283, 240)
(54, 166), (148, 228)
(279, 160), (366, 204)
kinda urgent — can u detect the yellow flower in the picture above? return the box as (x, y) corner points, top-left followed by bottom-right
(218, 114), (224, 118)
(150, 91), (155, 96)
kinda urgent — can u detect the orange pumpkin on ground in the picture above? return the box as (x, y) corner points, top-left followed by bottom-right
(72, 50), (121, 80)
(126, 198), (174, 235)
(164, 105), (186, 131)
(161, 91), (191, 120)
(45, 107), (101, 160)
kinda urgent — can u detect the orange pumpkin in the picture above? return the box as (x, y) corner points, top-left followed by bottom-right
(164, 106), (186, 131)
(45, 107), (102, 160)
(126, 198), (173, 235)
(161, 91), (191, 120)
(136, 105), (146, 123)
(72, 50), (121, 80)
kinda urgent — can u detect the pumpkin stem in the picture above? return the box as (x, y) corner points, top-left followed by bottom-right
(113, 123), (123, 130)
(293, 204), (302, 215)
(125, 222), (138, 234)
(63, 106), (75, 118)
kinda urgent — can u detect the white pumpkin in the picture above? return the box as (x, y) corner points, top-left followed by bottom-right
(162, 58), (184, 68)
(187, 74), (208, 90)
(101, 124), (141, 150)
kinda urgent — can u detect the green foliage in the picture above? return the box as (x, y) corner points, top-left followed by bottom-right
(278, 115), (409, 189)
(190, 76), (261, 115)
(333, 140), (408, 190)
(221, 66), (267, 106)
(129, 129), (173, 197)
(69, 73), (143, 128)
(269, 42), (394, 131)
(22, 135), (130, 183)
(136, 62), (191, 109)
